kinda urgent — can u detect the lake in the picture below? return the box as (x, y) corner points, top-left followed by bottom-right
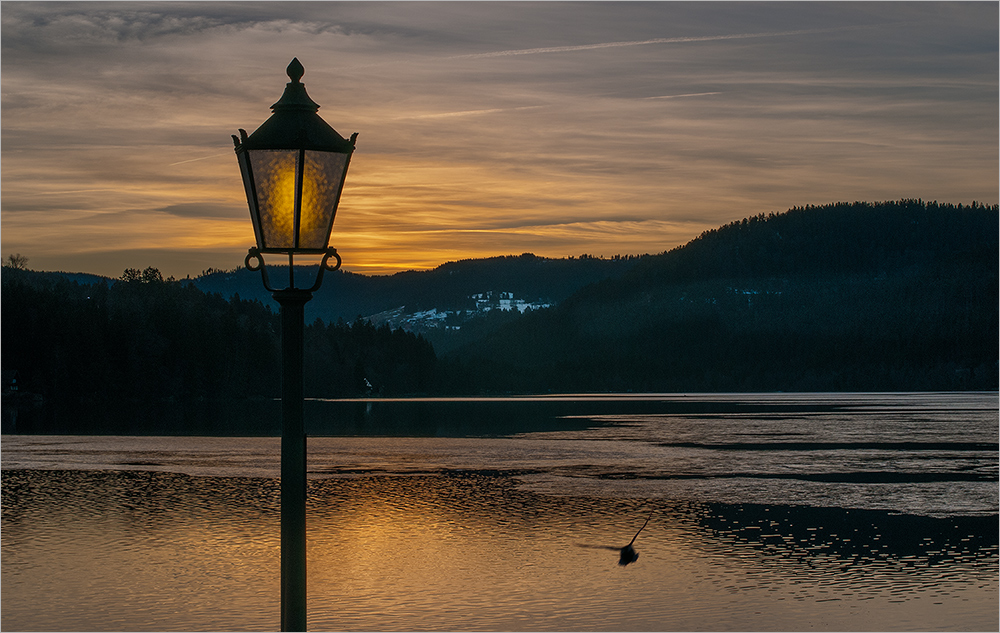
(2, 392), (997, 631)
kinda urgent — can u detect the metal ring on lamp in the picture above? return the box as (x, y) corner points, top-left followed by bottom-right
(245, 247), (265, 272)
(321, 248), (342, 272)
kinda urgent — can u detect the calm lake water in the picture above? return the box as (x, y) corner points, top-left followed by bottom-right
(2, 392), (997, 631)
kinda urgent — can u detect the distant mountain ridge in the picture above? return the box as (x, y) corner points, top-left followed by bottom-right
(191, 252), (646, 326)
(443, 200), (999, 393)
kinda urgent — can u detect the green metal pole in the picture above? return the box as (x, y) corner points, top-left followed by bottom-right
(274, 289), (312, 632)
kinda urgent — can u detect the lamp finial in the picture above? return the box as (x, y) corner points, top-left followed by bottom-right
(287, 58), (305, 84)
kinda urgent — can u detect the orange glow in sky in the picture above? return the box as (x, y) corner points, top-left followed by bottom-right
(2, 3), (997, 278)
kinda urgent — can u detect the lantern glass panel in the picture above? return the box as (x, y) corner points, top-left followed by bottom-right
(248, 149), (298, 249)
(299, 150), (349, 249)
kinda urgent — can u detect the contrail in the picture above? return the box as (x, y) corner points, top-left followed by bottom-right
(446, 25), (868, 60)
(395, 105), (544, 120)
(343, 23), (883, 71)
(644, 92), (722, 100)
(169, 153), (230, 167)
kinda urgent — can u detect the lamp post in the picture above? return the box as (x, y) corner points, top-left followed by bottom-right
(233, 58), (357, 632)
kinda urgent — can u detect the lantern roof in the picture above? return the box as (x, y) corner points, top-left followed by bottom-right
(239, 58), (356, 154)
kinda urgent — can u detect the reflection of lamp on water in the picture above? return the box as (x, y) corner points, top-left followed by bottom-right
(233, 58), (357, 632)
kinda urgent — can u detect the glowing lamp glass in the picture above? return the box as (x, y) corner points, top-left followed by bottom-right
(240, 148), (349, 252)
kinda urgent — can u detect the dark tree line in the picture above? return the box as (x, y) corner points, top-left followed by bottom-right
(303, 317), (436, 397)
(1, 267), (435, 434)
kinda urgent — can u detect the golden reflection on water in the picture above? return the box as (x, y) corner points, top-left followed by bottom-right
(303, 475), (997, 632)
(2, 469), (996, 632)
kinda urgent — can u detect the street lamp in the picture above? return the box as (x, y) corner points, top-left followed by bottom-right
(233, 58), (357, 632)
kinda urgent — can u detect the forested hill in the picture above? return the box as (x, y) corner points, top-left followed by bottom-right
(443, 200), (999, 393)
(613, 199), (995, 287)
(193, 252), (645, 323)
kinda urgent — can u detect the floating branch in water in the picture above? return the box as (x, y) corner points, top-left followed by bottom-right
(577, 510), (654, 566)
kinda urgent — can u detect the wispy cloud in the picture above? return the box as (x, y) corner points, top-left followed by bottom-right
(25, 188), (126, 196)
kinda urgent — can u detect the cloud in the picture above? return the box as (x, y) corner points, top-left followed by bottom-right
(158, 203), (244, 219)
(1, 2), (997, 279)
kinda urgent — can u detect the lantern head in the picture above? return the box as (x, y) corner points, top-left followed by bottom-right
(233, 58), (357, 254)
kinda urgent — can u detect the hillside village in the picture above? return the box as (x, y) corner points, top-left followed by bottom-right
(365, 291), (553, 334)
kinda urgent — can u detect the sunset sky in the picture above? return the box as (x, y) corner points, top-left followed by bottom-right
(2, 1), (997, 278)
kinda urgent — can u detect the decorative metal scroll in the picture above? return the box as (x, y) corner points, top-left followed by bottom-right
(245, 246), (342, 294)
